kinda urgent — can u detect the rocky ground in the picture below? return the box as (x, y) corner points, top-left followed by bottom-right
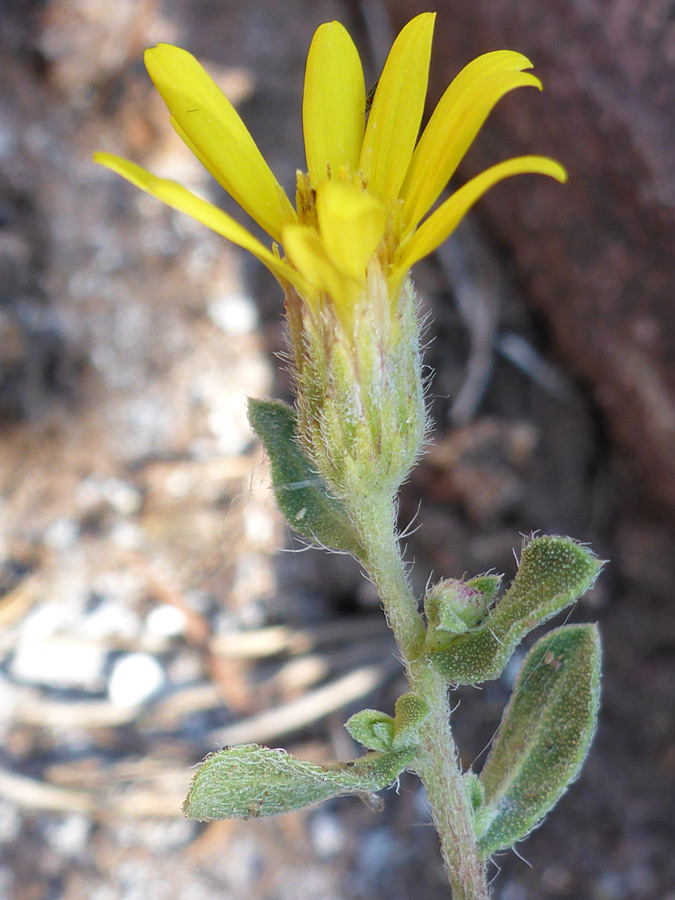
(0, 1), (673, 899)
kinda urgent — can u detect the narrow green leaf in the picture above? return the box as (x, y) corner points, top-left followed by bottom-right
(496, 536), (601, 627)
(247, 398), (363, 556)
(426, 536), (603, 684)
(183, 744), (416, 821)
(476, 624), (602, 857)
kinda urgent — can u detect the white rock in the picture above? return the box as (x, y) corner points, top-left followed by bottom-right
(309, 811), (345, 858)
(108, 653), (164, 707)
(206, 393), (250, 456)
(43, 517), (80, 551)
(124, 817), (196, 851)
(20, 599), (78, 641)
(243, 505), (275, 544)
(124, 397), (174, 456)
(110, 520), (145, 549)
(76, 475), (141, 515)
(145, 604), (187, 639)
(207, 292), (258, 336)
(11, 636), (106, 691)
(99, 478), (142, 516)
(78, 595), (141, 642)
(43, 813), (91, 856)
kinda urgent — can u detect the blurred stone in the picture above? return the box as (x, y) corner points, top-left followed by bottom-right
(145, 603), (187, 639)
(43, 814), (92, 857)
(309, 811), (345, 858)
(207, 292), (258, 336)
(11, 635), (107, 691)
(113, 817), (196, 852)
(108, 652), (164, 707)
(42, 517), (80, 551)
(75, 476), (142, 517)
(78, 594), (142, 642)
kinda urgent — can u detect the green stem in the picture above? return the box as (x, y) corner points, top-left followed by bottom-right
(353, 494), (489, 900)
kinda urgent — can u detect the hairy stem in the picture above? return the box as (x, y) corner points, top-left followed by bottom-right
(352, 494), (489, 900)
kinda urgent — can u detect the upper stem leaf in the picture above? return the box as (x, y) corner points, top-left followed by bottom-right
(425, 535), (603, 684)
(248, 397), (364, 556)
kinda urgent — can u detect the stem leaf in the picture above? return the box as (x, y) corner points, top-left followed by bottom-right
(476, 624), (602, 857)
(425, 535), (603, 684)
(392, 692), (430, 749)
(247, 397), (363, 556)
(345, 709), (395, 751)
(183, 743), (416, 820)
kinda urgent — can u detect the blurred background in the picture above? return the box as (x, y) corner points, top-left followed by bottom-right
(1, 1), (673, 898)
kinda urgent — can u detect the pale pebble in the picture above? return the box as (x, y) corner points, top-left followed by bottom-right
(11, 636), (106, 691)
(108, 653), (164, 707)
(145, 604), (187, 639)
(207, 292), (258, 336)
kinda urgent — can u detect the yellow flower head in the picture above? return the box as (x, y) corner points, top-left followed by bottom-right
(94, 13), (565, 313)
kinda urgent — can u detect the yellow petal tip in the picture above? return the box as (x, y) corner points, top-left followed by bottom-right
(93, 150), (123, 171)
(144, 42), (178, 59)
(142, 43), (165, 67)
(549, 161), (568, 183)
(317, 20), (348, 35)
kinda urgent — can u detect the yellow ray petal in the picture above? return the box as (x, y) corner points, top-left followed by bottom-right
(303, 22), (366, 187)
(144, 43), (295, 243)
(359, 12), (435, 201)
(171, 115), (228, 188)
(93, 152), (304, 291)
(283, 224), (361, 310)
(401, 52), (542, 230)
(316, 180), (386, 280)
(396, 156), (567, 272)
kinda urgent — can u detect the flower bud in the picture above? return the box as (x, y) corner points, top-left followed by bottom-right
(287, 262), (427, 503)
(425, 574), (501, 635)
